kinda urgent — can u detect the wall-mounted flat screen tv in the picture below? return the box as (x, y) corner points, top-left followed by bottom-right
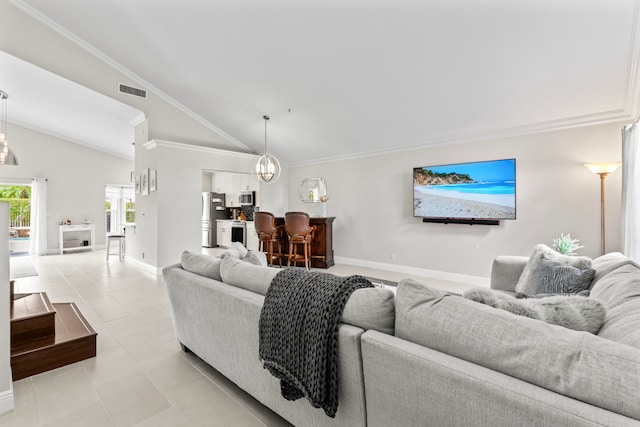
(413, 158), (516, 220)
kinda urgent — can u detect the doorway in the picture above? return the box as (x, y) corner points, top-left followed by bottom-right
(0, 184), (32, 256)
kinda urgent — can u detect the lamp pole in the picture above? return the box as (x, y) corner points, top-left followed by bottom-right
(597, 172), (608, 256)
(584, 162), (621, 256)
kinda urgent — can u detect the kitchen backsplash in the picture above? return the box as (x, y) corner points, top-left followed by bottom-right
(227, 206), (255, 221)
(240, 206), (255, 221)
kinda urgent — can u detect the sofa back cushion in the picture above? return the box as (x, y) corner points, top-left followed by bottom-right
(219, 257), (395, 334)
(181, 251), (223, 281)
(220, 256), (280, 295)
(590, 252), (635, 288)
(394, 277), (640, 421)
(342, 287), (395, 335)
(590, 262), (640, 349)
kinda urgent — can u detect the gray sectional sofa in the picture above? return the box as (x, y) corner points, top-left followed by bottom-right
(163, 250), (640, 427)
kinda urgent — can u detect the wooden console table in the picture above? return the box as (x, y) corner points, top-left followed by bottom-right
(275, 216), (335, 269)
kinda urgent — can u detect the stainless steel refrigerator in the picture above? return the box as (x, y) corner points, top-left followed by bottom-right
(202, 192), (226, 247)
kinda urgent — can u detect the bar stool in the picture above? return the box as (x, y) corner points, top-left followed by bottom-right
(284, 212), (316, 270)
(106, 228), (125, 261)
(254, 211), (283, 267)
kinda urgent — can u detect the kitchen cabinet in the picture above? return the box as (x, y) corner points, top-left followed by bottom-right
(217, 220), (231, 247)
(211, 171), (259, 207)
(212, 172), (233, 194)
(246, 222), (259, 251)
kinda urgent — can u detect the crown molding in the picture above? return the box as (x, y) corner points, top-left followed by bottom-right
(144, 139), (259, 160)
(8, 0), (253, 155)
(130, 112), (147, 127)
(290, 108), (634, 168)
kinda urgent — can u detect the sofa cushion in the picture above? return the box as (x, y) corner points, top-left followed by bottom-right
(463, 287), (606, 334)
(342, 287), (395, 335)
(180, 251), (222, 281)
(590, 252), (635, 288)
(395, 278), (640, 421)
(219, 256), (280, 295)
(219, 258), (395, 334)
(515, 244), (593, 295)
(590, 262), (640, 349)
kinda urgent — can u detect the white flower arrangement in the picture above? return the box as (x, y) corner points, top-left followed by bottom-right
(552, 233), (584, 255)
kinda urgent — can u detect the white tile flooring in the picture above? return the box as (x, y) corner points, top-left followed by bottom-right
(1, 249), (476, 426)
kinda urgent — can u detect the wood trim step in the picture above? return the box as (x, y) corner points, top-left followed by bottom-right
(11, 292), (56, 353)
(11, 301), (97, 381)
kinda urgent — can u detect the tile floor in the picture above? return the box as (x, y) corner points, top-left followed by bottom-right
(0, 249), (476, 426)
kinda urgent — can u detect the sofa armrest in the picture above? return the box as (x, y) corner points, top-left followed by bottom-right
(490, 255), (528, 292)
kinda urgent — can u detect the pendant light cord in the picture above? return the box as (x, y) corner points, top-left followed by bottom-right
(263, 115), (269, 155)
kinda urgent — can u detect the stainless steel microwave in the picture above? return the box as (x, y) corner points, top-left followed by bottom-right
(238, 191), (255, 206)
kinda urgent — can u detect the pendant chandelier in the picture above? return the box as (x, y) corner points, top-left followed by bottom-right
(252, 115), (281, 184)
(0, 90), (10, 165)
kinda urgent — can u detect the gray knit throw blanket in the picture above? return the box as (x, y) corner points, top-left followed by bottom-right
(258, 268), (373, 418)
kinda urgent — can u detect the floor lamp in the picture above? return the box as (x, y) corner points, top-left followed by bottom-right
(584, 162), (621, 255)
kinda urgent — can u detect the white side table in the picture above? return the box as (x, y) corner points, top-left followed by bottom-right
(59, 224), (95, 254)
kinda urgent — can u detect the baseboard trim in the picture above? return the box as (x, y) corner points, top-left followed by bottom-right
(124, 256), (160, 275)
(334, 256), (489, 287)
(0, 386), (14, 416)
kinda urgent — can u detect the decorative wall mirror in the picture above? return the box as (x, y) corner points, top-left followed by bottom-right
(299, 177), (328, 203)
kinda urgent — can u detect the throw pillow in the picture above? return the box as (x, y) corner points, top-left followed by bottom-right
(243, 250), (267, 266)
(527, 259), (595, 295)
(515, 244), (593, 295)
(180, 250), (223, 281)
(219, 241), (249, 260)
(463, 287), (606, 334)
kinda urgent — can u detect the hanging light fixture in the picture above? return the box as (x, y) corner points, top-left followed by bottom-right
(0, 90), (16, 166)
(252, 115), (281, 184)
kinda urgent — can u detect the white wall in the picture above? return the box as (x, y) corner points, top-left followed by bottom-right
(0, 203), (12, 414)
(288, 122), (623, 279)
(1, 124), (133, 252)
(134, 140), (272, 271)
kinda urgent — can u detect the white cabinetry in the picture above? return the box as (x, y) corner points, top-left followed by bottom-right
(212, 172), (233, 194)
(59, 224), (95, 254)
(235, 174), (255, 192)
(217, 220), (232, 247)
(212, 172), (258, 207)
(246, 222), (259, 251)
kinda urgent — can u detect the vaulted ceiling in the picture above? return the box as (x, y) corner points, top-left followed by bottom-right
(6, 0), (640, 164)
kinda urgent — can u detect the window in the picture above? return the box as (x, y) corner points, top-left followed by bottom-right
(105, 186), (135, 234)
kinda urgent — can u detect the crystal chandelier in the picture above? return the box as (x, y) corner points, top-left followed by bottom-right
(252, 115), (281, 184)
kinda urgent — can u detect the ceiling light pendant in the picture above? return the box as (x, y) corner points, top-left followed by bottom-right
(0, 91), (8, 164)
(252, 115), (281, 184)
(0, 91), (16, 166)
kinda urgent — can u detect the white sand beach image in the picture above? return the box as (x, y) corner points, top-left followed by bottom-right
(414, 187), (516, 219)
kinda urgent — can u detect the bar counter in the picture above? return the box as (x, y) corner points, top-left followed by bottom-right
(274, 216), (335, 269)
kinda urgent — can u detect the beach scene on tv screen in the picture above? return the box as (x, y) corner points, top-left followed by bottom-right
(413, 159), (516, 219)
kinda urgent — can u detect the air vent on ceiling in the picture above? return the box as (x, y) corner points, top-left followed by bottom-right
(118, 83), (147, 99)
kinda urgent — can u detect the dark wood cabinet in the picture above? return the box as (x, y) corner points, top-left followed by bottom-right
(275, 216), (335, 268)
